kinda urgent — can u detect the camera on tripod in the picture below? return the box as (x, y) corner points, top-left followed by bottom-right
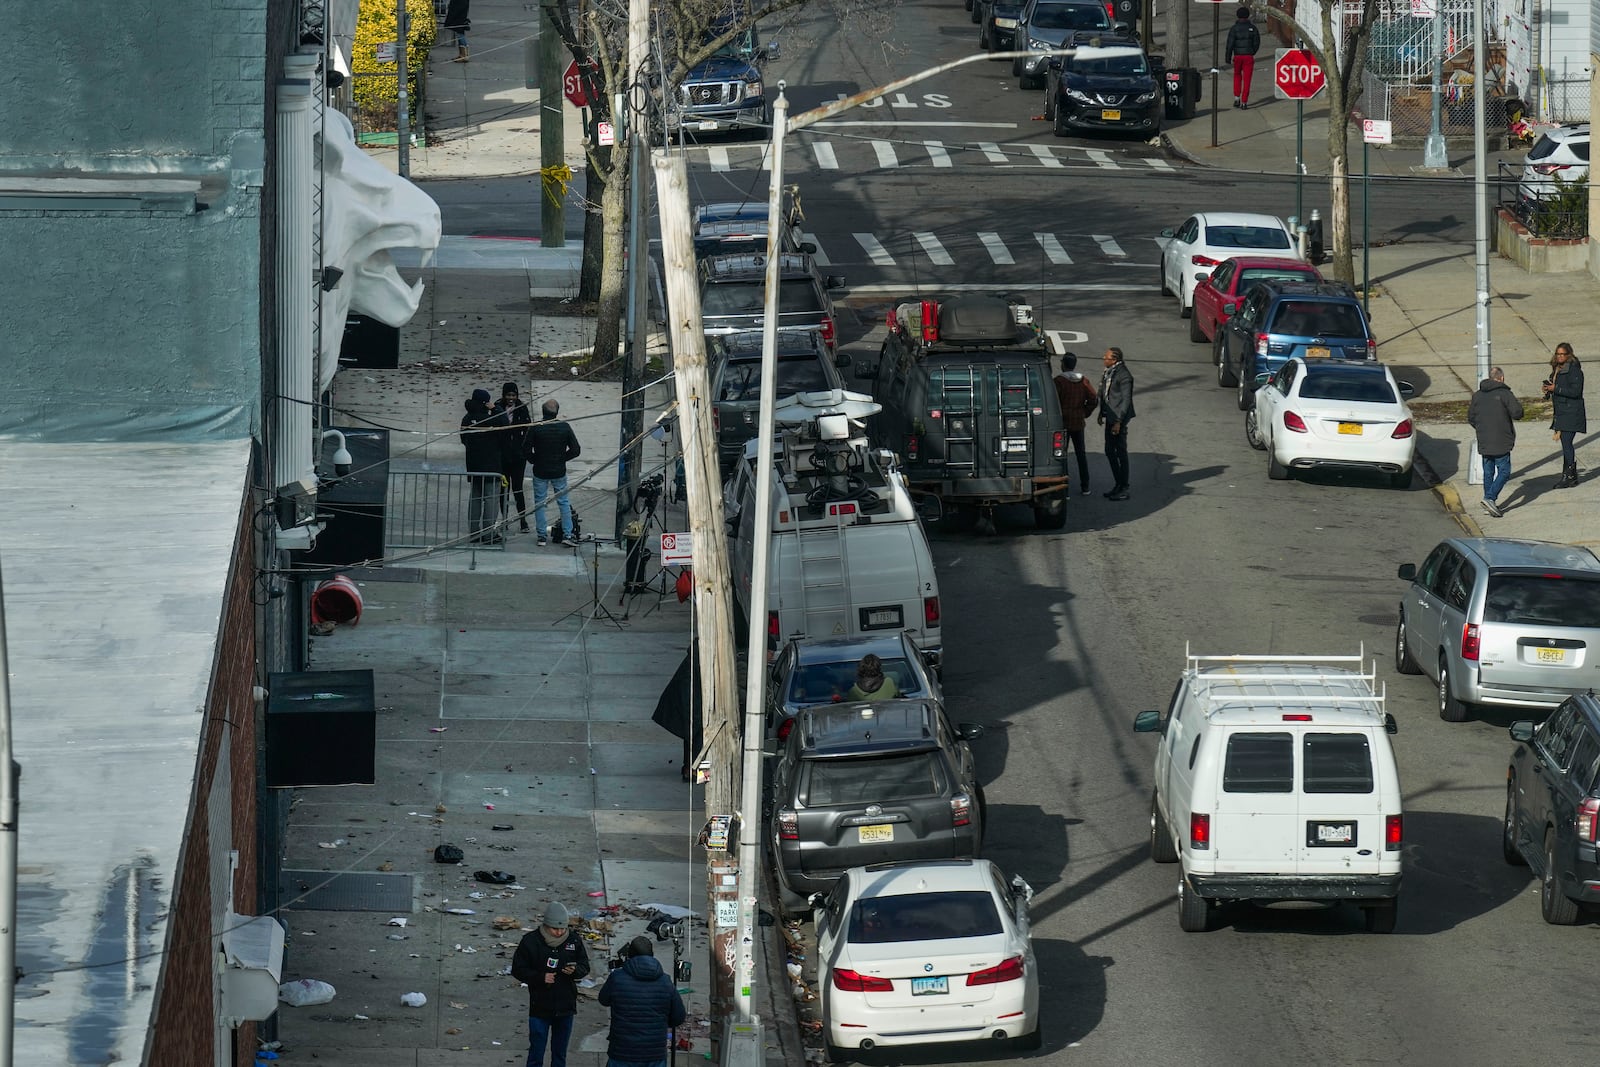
(635, 473), (665, 510)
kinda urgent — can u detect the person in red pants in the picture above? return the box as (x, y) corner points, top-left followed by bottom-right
(1225, 7), (1262, 109)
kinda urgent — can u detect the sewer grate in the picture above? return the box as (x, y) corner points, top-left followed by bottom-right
(280, 870), (414, 912)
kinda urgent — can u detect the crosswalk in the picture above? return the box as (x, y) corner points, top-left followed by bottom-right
(693, 138), (1176, 174)
(797, 229), (1143, 269)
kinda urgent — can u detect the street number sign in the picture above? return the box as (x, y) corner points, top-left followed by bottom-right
(1273, 48), (1327, 101)
(1362, 119), (1393, 144)
(562, 59), (590, 108)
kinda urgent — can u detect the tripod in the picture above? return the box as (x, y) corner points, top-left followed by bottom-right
(620, 474), (680, 619)
(555, 537), (624, 630)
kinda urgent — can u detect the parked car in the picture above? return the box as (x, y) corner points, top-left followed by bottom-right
(698, 252), (845, 351)
(1395, 537), (1600, 721)
(709, 328), (847, 470)
(1158, 212), (1296, 316)
(1013, 0), (1119, 87)
(1133, 649), (1403, 933)
(663, 24), (778, 136)
(975, 0), (1025, 51)
(767, 700), (985, 916)
(1503, 692), (1600, 924)
(1213, 279), (1377, 410)
(1518, 124), (1590, 201)
(767, 631), (944, 739)
(693, 198), (814, 261)
(1245, 357), (1416, 488)
(815, 859), (1040, 1061)
(1188, 255), (1321, 344)
(1042, 40), (1161, 136)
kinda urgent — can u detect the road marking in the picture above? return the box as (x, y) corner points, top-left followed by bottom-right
(914, 232), (954, 265)
(924, 140), (953, 167)
(1143, 157), (1175, 170)
(1034, 233), (1072, 265)
(812, 142), (839, 169)
(1085, 149), (1118, 169)
(811, 120), (1019, 127)
(976, 141), (1009, 163)
(800, 232), (831, 266)
(977, 232), (1014, 265)
(1027, 144), (1064, 168)
(706, 146), (730, 172)
(1091, 234), (1126, 257)
(872, 140), (899, 168)
(854, 233), (896, 266)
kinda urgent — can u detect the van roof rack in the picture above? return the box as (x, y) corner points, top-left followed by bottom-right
(1184, 644), (1387, 717)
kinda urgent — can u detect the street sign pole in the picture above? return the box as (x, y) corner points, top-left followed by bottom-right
(1363, 135), (1370, 311)
(1210, 1), (1220, 148)
(1296, 99), (1304, 224)
(1273, 48), (1326, 234)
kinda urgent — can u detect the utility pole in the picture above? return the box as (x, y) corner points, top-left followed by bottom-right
(0, 555), (18, 1066)
(617, 0), (650, 540)
(1423, 3), (1448, 169)
(1471, 0), (1491, 379)
(651, 151), (744, 1066)
(395, 0), (410, 177)
(1168, 0), (1191, 68)
(538, 4), (565, 248)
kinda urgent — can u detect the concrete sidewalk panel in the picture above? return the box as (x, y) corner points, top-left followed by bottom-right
(596, 774), (700, 811)
(447, 628), (585, 656)
(588, 695), (661, 723)
(442, 684), (587, 716)
(447, 771), (594, 818)
(591, 741), (682, 775)
(586, 649), (682, 678)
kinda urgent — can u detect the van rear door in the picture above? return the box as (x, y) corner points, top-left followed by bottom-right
(1211, 730), (1299, 872)
(1295, 729), (1384, 876)
(927, 363), (1044, 485)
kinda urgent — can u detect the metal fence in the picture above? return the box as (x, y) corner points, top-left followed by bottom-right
(386, 470), (509, 554)
(345, 61), (429, 145)
(1497, 161), (1590, 240)
(1357, 67), (1515, 137)
(1538, 77), (1590, 125)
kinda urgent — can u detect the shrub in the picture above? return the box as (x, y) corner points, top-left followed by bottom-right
(351, 0), (437, 126)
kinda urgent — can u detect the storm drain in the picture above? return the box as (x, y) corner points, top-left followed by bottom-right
(280, 870), (414, 912)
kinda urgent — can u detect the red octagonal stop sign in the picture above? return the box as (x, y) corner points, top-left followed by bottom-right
(1273, 48), (1326, 101)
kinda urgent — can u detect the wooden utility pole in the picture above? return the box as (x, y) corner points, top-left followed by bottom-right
(651, 151), (743, 1063)
(538, 3), (565, 247)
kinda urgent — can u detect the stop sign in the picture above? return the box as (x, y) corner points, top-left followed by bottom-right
(562, 59), (590, 108)
(1273, 48), (1326, 101)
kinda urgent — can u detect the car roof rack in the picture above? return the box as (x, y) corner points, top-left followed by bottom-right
(1184, 643), (1388, 717)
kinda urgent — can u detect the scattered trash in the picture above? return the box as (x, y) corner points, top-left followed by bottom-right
(445, 908), (476, 915)
(317, 839), (347, 849)
(492, 915), (523, 930)
(445, 1027), (462, 1035)
(641, 902), (697, 920)
(587, 890), (606, 898)
(278, 979), (337, 1007)
(450, 1000), (468, 1009)
(468, 892), (485, 900)
(429, 727), (449, 733)
(455, 944), (479, 954)
(377, 861), (394, 872)
(485, 787), (510, 797)
(434, 844), (464, 864)
(386, 934), (409, 941)
(474, 870), (517, 885)
(386, 917), (408, 927)
(578, 977), (600, 989)
(491, 824), (514, 831)
(483, 803), (496, 811)
(400, 992), (428, 1008)
(435, 804), (448, 813)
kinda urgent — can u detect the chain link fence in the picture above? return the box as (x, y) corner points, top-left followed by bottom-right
(344, 66), (429, 146)
(1358, 66), (1515, 137)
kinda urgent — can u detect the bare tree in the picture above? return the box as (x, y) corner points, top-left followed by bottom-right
(1266, 0), (1382, 284)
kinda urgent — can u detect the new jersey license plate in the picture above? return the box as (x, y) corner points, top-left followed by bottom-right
(1536, 646), (1567, 663)
(858, 824), (894, 843)
(911, 976), (949, 996)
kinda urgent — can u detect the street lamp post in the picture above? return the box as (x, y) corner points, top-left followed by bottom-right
(1423, 4), (1448, 169)
(1471, 0), (1490, 380)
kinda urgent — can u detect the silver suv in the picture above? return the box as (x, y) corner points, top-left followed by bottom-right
(1395, 538), (1600, 721)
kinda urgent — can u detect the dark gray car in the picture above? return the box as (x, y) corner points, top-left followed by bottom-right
(767, 631), (944, 738)
(698, 252), (845, 352)
(1504, 693), (1600, 924)
(1012, 0), (1118, 87)
(710, 329), (848, 470)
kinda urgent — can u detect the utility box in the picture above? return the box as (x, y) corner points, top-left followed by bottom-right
(266, 669), (377, 787)
(339, 313), (399, 369)
(1164, 67), (1201, 119)
(301, 427), (389, 568)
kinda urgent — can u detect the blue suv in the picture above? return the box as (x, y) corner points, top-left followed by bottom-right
(1213, 280), (1377, 410)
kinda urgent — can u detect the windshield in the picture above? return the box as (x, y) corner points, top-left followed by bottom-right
(1298, 369), (1395, 403)
(1204, 224), (1291, 250)
(1070, 52), (1148, 76)
(787, 657), (917, 703)
(1034, 4), (1110, 30)
(718, 355), (829, 402)
(1239, 266), (1315, 288)
(1269, 301), (1367, 338)
(800, 751), (946, 806)
(1484, 575), (1600, 627)
(847, 891), (1002, 945)
(710, 29), (756, 58)
(702, 279), (823, 317)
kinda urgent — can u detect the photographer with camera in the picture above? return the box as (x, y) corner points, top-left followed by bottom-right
(510, 901), (590, 1067)
(598, 935), (685, 1067)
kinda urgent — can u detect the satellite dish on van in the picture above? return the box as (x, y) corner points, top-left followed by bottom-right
(772, 389), (881, 426)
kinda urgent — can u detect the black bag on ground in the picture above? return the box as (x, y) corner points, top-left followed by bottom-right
(434, 843), (464, 864)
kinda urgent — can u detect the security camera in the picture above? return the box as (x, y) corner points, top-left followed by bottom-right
(321, 429), (354, 477)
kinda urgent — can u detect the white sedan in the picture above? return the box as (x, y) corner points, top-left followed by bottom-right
(1159, 212), (1297, 317)
(816, 859), (1039, 1061)
(1246, 357), (1417, 488)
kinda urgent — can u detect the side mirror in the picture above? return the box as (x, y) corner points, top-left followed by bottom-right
(1384, 713), (1399, 735)
(1396, 562), (1417, 581)
(799, 241), (818, 254)
(1133, 709), (1162, 733)
(915, 495), (944, 523)
(1223, 301), (1238, 316)
(765, 41), (781, 59)
(1009, 874), (1034, 904)
(761, 737), (779, 757)
(1111, 20), (1132, 34)
(1398, 380), (1417, 400)
(855, 359), (879, 378)
(1509, 721), (1535, 743)
(956, 722), (986, 742)
(825, 275), (847, 290)
(808, 891), (828, 910)
(835, 351), (853, 370)
(1253, 372), (1271, 387)
(1159, 227), (1175, 239)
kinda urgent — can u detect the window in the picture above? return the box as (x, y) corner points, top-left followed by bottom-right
(848, 890), (1002, 944)
(1070, 52), (1149, 76)
(1567, 731), (1600, 793)
(1428, 551), (1462, 599)
(800, 752), (946, 807)
(1537, 701), (1580, 768)
(1303, 733), (1374, 793)
(1188, 734), (1202, 770)
(718, 354), (829, 402)
(1223, 732), (1293, 792)
(1269, 301), (1366, 338)
(789, 658), (916, 704)
(1446, 560), (1476, 611)
(1204, 225), (1291, 250)
(1210, 262), (1235, 289)
(1275, 361), (1298, 396)
(1483, 575), (1600, 627)
(1034, 3), (1109, 29)
(702, 279), (822, 316)
(1297, 370), (1396, 403)
(1416, 544), (1450, 590)
(1239, 266), (1316, 289)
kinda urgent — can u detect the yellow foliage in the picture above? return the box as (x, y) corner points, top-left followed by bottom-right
(351, 0), (437, 114)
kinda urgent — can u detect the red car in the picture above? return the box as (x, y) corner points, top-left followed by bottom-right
(1188, 255), (1321, 344)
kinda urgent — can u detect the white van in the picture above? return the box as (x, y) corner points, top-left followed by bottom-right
(728, 392), (942, 673)
(1133, 649), (1403, 933)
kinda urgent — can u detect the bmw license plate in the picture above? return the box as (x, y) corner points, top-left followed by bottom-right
(858, 824), (894, 843)
(1101, 109), (1121, 121)
(1338, 422), (1363, 435)
(911, 976), (949, 996)
(1536, 647), (1567, 663)
(1308, 821), (1355, 846)
(1306, 346), (1331, 358)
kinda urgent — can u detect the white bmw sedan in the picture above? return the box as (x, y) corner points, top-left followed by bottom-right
(816, 859), (1039, 1062)
(1159, 211), (1297, 316)
(1246, 357), (1417, 488)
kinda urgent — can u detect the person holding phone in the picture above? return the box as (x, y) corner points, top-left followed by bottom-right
(511, 901), (590, 1067)
(1543, 342), (1585, 489)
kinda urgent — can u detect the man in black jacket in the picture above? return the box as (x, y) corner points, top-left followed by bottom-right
(523, 398), (583, 546)
(461, 388), (508, 543)
(1468, 366), (1524, 517)
(598, 936), (686, 1067)
(496, 382), (534, 532)
(510, 901), (591, 1067)
(1097, 347), (1136, 500)
(1224, 7), (1262, 109)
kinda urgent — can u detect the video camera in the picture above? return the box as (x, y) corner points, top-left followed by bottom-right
(635, 473), (665, 510)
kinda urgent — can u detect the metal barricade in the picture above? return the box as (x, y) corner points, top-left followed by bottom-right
(387, 470), (508, 554)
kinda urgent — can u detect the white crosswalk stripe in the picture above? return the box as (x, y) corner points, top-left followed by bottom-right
(914, 232), (954, 265)
(1084, 149), (1118, 170)
(924, 140), (953, 167)
(706, 146), (730, 172)
(1091, 234), (1125, 257)
(977, 232), (1014, 265)
(812, 142), (838, 169)
(684, 138), (1179, 173)
(1034, 233), (1073, 265)
(1143, 156), (1175, 171)
(1028, 144), (1063, 168)
(800, 232), (831, 266)
(855, 232), (895, 266)
(977, 141), (1009, 164)
(872, 140), (899, 168)
(791, 231), (1148, 269)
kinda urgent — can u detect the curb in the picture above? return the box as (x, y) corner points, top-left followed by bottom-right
(1413, 449), (1484, 537)
(1161, 131), (1207, 167)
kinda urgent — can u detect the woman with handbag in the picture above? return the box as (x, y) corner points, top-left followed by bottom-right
(1543, 343), (1585, 488)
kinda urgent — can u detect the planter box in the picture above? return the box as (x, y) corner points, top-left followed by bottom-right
(1496, 208), (1590, 273)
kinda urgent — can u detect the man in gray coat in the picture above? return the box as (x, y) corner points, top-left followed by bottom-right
(1097, 347), (1135, 500)
(1467, 366), (1523, 517)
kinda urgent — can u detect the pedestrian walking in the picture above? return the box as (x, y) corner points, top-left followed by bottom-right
(1097, 347), (1135, 501)
(1467, 366), (1524, 517)
(1224, 7), (1262, 109)
(461, 387), (507, 543)
(443, 0), (471, 62)
(1053, 351), (1099, 496)
(510, 901), (591, 1067)
(598, 936), (686, 1067)
(496, 382), (534, 532)
(846, 653), (900, 701)
(1543, 342), (1585, 489)
(523, 398), (582, 545)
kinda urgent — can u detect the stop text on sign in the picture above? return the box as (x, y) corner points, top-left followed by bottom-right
(1273, 47), (1326, 101)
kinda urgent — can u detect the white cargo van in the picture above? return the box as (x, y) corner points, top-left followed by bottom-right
(729, 391), (942, 673)
(1133, 649), (1403, 933)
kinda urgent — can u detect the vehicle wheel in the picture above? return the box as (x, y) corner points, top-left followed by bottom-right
(1158, 259), (1172, 297)
(1237, 369), (1254, 411)
(1389, 467), (1412, 490)
(1363, 900), (1397, 934)
(1178, 289), (1191, 319)
(1150, 791), (1178, 863)
(978, 21), (988, 49)
(1188, 309), (1206, 343)
(1244, 408), (1266, 451)
(1052, 107), (1069, 137)
(1016, 1021), (1043, 1051)
(1012, 56), (1023, 77)
(1502, 780), (1528, 866)
(1215, 337), (1237, 387)
(1043, 86), (1055, 120)
(1394, 613), (1422, 674)
(1177, 877), (1211, 932)
(970, 0), (981, 22)
(1267, 446), (1289, 480)
(1021, 72), (1040, 91)
(1541, 830), (1581, 925)
(826, 1042), (850, 1065)
(1034, 497), (1066, 530)
(1438, 657), (1469, 722)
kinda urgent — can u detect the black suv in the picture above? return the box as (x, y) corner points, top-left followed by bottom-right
(698, 252), (845, 352)
(1043, 37), (1163, 136)
(1214, 280), (1378, 410)
(767, 700), (985, 916)
(710, 328), (849, 470)
(1504, 693), (1600, 924)
(863, 294), (1069, 531)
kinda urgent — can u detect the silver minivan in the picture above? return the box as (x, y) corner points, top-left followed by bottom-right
(1395, 538), (1600, 721)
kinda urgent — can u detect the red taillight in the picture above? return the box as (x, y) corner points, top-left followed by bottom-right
(1534, 163), (1560, 174)
(833, 967), (894, 992)
(1190, 812), (1211, 850)
(778, 810), (798, 840)
(1461, 623), (1481, 662)
(776, 717), (796, 743)
(920, 299), (939, 344)
(827, 502), (857, 517)
(906, 434), (919, 461)
(1282, 713), (1313, 721)
(1191, 254), (1220, 267)
(1283, 410), (1308, 433)
(767, 611), (780, 652)
(820, 315), (837, 348)
(1255, 331), (1270, 356)
(886, 308), (899, 332)
(1577, 798), (1600, 844)
(712, 407), (720, 432)
(924, 595), (940, 626)
(1365, 338), (1377, 360)
(1052, 430), (1063, 458)
(966, 955), (1024, 986)
(951, 793), (971, 827)
(1385, 814), (1403, 850)
(1391, 418), (1413, 439)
